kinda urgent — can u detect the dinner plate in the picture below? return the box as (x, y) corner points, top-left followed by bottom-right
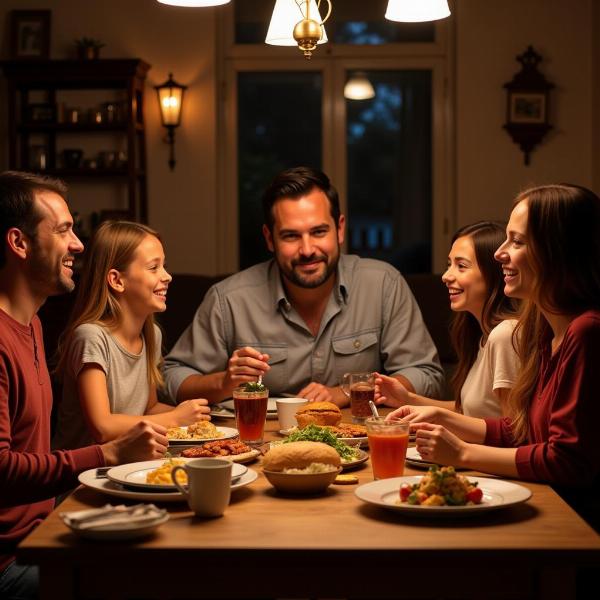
(341, 449), (369, 471)
(168, 446), (261, 464)
(61, 512), (170, 541)
(355, 476), (532, 516)
(210, 398), (279, 420)
(78, 467), (258, 503)
(107, 460), (247, 491)
(167, 425), (239, 445)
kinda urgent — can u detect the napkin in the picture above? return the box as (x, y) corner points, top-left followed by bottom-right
(60, 503), (167, 530)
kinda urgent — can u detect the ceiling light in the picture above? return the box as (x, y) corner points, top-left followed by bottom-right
(385, 0), (451, 23)
(157, 1), (231, 7)
(344, 73), (375, 100)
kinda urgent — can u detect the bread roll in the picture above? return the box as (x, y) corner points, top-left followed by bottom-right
(262, 441), (341, 472)
(295, 401), (342, 428)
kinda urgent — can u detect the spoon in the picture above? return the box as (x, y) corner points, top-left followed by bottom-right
(369, 400), (380, 419)
(257, 374), (263, 386)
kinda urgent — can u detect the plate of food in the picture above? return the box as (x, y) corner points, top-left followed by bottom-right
(172, 439), (261, 464)
(355, 466), (532, 516)
(167, 422), (238, 444)
(341, 449), (369, 471)
(78, 464), (258, 503)
(281, 423), (368, 448)
(107, 458), (248, 491)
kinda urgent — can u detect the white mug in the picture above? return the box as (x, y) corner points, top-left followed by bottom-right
(276, 397), (309, 430)
(171, 458), (232, 517)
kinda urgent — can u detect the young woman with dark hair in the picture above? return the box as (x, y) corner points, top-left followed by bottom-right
(376, 221), (519, 417)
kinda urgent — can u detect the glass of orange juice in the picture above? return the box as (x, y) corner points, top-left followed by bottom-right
(366, 417), (409, 479)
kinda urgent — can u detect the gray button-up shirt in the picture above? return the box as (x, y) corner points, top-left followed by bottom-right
(163, 255), (444, 399)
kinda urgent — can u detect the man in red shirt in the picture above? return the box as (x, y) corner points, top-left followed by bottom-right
(0, 171), (168, 599)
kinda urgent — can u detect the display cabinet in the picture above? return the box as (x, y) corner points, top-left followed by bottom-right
(0, 59), (150, 223)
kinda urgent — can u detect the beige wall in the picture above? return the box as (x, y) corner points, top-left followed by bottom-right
(0, 0), (598, 273)
(455, 0), (594, 226)
(0, 0), (219, 274)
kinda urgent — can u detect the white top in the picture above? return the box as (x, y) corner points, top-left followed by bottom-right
(53, 322), (161, 450)
(460, 319), (519, 418)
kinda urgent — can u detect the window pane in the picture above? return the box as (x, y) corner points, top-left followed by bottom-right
(235, 0), (434, 45)
(238, 71), (323, 268)
(346, 70), (432, 273)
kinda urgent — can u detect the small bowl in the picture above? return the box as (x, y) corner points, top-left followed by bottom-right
(263, 467), (342, 494)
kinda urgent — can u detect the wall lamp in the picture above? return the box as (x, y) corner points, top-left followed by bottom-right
(155, 73), (187, 170)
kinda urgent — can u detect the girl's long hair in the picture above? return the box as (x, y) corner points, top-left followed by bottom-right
(56, 221), (164, 389)
(507, 184), (600, 443)
(448, 221), (519, 411)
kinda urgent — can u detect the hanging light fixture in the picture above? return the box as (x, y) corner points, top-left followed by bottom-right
(385, 0), (451, 23)
(266, 0), (332, 59)
(344, 72), (375, 100)
(155, 73), (187, 170)
(157, 1), (231, 6)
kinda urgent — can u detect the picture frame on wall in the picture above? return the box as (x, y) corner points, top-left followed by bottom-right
(10, 10), (51, 59)
(508, 92), (546, 125)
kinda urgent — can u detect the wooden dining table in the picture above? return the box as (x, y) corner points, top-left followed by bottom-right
(18, 408), (600, 600)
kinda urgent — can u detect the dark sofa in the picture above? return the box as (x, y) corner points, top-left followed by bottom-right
(39, 272), (456, 391)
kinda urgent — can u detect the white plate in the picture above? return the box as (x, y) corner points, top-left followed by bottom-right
(62, 513), (169, 541)
(78, 467), (258, 503)
(107, 460), (247, 491)
(355, 476), (532, 516)
(279, 427), (368, 448)
(167, 425), (239, 445)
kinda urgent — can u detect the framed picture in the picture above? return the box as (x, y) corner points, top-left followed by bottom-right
(10, 10), (51, 59)
(509, 92), (546, 125)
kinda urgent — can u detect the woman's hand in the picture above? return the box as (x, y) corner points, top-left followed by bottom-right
(385, 405), (440, 424)
(413, 422), (466, 467)
(374, 372), (410, 407)
(173, 398), (211, 426)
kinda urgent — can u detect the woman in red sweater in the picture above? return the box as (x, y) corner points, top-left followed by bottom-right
(389, 184), (600, 529)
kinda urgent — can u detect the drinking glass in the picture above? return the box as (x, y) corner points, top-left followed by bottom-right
(232, 385), (269, 444)
(366, 417), (409, 479)
(341, 372), (375, 423)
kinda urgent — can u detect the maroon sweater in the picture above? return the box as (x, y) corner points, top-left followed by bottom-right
(0, 309), (103, 572)
(485, 310), (600, 488)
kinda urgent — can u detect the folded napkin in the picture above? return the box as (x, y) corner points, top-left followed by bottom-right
(61, 503), (167, 530)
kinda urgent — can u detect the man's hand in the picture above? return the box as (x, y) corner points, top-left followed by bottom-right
(173, 398), (211, 426)
(297, 383), (348, 407)
(100, 421), (168, 465)
(222, 347), (270, 395)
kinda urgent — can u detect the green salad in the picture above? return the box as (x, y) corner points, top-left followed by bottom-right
(284, 424), (359, 462)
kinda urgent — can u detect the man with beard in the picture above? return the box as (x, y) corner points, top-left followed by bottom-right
(164, 167), (443, 405)
(0, 171), (168, 600)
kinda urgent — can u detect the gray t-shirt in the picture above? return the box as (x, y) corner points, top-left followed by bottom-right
(53, 322), (162, 450)
(163, 255), (444, 400)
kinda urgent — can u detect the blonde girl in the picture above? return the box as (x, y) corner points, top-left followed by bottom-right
(53, 221), (209, 449)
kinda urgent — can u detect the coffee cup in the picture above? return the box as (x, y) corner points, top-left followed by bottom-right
(171, 458), (232, 517)
(276, 397), (309, 430)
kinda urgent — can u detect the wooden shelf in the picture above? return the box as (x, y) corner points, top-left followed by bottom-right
(18, 123), (134, 133)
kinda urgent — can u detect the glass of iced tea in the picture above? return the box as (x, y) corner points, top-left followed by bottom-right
(341, 372), (375, 423)
(366, 417), (409, 479)
(232, 384), (269, 444)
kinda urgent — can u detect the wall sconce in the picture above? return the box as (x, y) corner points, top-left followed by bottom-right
(503, 46), (554, 166)
(155, 73), (187, 170)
